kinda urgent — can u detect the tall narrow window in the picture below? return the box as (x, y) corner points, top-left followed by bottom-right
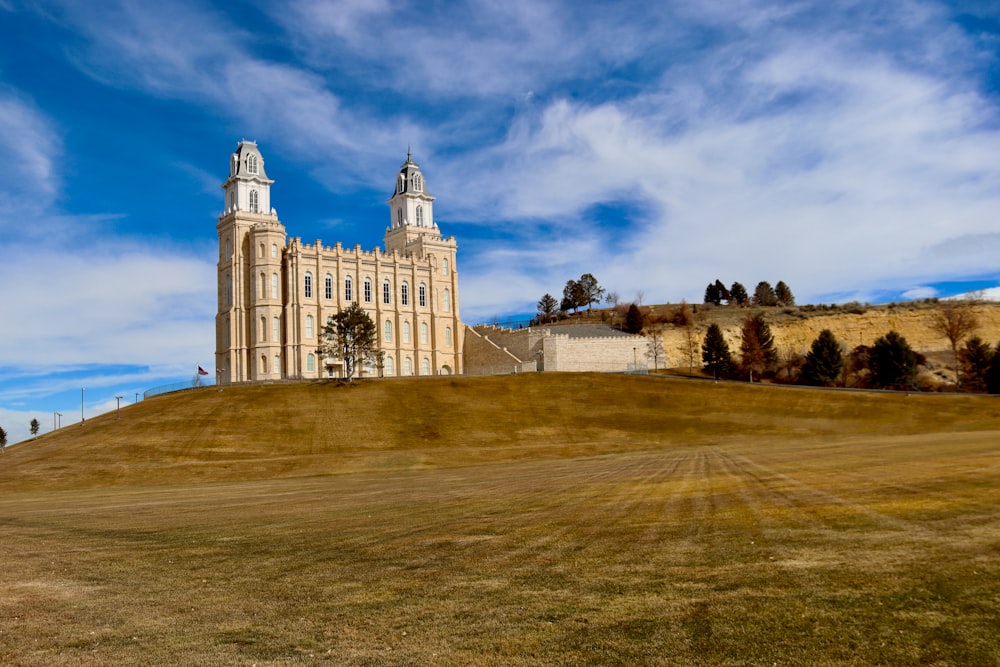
(404, 357), (413, 375)
(306, 315), (315, 339)
(259, 273), (266, 300)
(442, 258), (449, 274)
(274, 354), (280, 376)
(401, 281), (409, 306)
(383, 279), (391, 304)
(225, 238), (231, 258)
(445, 326), (453, 347)
(384, 320), (392, 342)
(397, 208), (403, 226)
(249, 189), (259, 213)
(272, 316), (280, 343)
(261, 355), (268, 374)
(419, 283), (427, 307)
(345, 275), (353, 302)
(420, 322), (429, 344)
(247, 154), (258, 174)
(413, 174), (422, 192)
(259, 243), (265, 258)
(443, 288), (450, 312)
(271, 273), (279, 299)
(403, 321), (411, 343)
(260, 316), (267, 342)
(416, 205), (424, 226)
(226, 275), (232, 306)
(385, 356), (394, 376)
(304, 272), (313, 298)
(421, 358), (431, 375)
(325, 274), (333, 300)
(364, 278), (372, 303)
(307, 353), (315, 372)
(271, 243), (278, 258)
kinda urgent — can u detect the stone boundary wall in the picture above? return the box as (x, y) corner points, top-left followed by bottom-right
(463, 326), (536, 375)
(470, 325), (648, 373)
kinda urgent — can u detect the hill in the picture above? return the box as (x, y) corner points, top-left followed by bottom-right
(1, 375), (999, 665)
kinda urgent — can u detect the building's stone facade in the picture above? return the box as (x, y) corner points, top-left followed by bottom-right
(216, 141), (463, 384)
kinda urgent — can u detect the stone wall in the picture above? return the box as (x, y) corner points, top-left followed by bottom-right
(463, 326), (536, 375)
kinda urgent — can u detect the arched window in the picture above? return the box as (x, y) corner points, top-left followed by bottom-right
(384, 356), (394, 376)
(305, 315), (315, 339)
(397, 208), (403, 226)
(271, 273), (279, 299)
(304, 272), (313, 298)
(413, 173), (422, 192)
(445, 326), (453, 347)
(443, 288), (450, 312)
(249, 189), (259, 213)
(271, 243), (278, 258)
(364, 278), (372, 303)
(421, 358), (431, 375)
(225, 317), (231, 347)
(226, 275), (232, 306)
(229, 191), (236, 212)
(274, 354), (280, 375)
(260, 316), (266, 342)
(419, 283), (427, 307)
(225, 238), (231, 258)
(325, 274), (333, 300)
(307, 353), (315, 372)
(416, 205), (424, 226)
(401, 281), (409, 306)
(261, 355), (267, 374)
(442, 258), (449, 274)
(272, 317), (280, 343)
(383, 279), (391, 305)
(384, 320), (392, 342)
(403, 321), (411, 343)
(344, 275), (353, 302)
(404, 357), (413, 375)
(420, 322), (429, 344)
(259, 243), (265, 258)
(247, 153), (258, 175)
(259, 273), (266, 300)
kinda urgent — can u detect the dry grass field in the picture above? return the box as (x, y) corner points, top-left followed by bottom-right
(1, 374), (999, 665)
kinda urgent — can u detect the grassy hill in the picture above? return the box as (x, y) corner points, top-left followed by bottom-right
(1, 375), (999, 665)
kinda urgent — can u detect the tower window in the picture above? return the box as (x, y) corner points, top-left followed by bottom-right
(413, 173), (422, 192)
(446, 326), (453, 347)
(442, 258), (449, 274)
(416, 205), (424, 226)
(443, 288), (450, 312)
(383, 279), (391, 305)
(304, 272), (313, 298)
(364, 278), (372, 303)
(260, 316), (267, 342)
(247, 153), (258, 175)
(397, 207), (403, 226)
(345, 275), (353, 302)
(271, 273), (279, 299)
(325, 274), (333, 300)
(419, 283), (426, 307)
(401, 281), (409, 306)
(271, 243), (278, 258)
(273, 316), (280, 343)
(249, 189), (259, 213)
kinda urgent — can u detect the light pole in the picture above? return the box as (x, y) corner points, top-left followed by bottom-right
(633, 346), (637, 372)
(81, 387), (85, 423)
(115, 395), (123, 420)
(135, 392), (139, 404)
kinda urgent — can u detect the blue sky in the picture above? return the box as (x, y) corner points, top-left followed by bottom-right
(1, 0), (999, 442)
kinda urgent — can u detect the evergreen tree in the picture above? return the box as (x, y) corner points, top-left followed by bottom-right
(0, 425), (6, 453)
(30, 418), (40, 439)
(729, 282), (749, 307)
(624, 304), (645, 334)
(752, 281), (778, 306)
(775, 281), (795, 306)
(739, 313), (777, 379)
(561, 279), (585, 314)
(577, 273), (606, 311)
(703, 282), (721, 305)
(317, 303), (381, 381)
(987, 344), (1000, 394)
(702, 324), (734, 379)
(714, 279), (730, 304)
(536, 293), (559, 324)
(869, 331), (920, 390)
(960, 337), (992, 391)
(801, 329), (843, 386)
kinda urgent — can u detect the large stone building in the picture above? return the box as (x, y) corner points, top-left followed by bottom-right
(215, 141), (463, 384)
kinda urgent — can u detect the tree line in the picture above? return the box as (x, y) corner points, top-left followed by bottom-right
(704, 279), (794, 307)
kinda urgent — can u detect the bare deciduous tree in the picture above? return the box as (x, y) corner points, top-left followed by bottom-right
(931, 303), (979, 386)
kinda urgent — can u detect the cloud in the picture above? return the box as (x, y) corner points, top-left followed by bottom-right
(0, 88), (61, 219)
